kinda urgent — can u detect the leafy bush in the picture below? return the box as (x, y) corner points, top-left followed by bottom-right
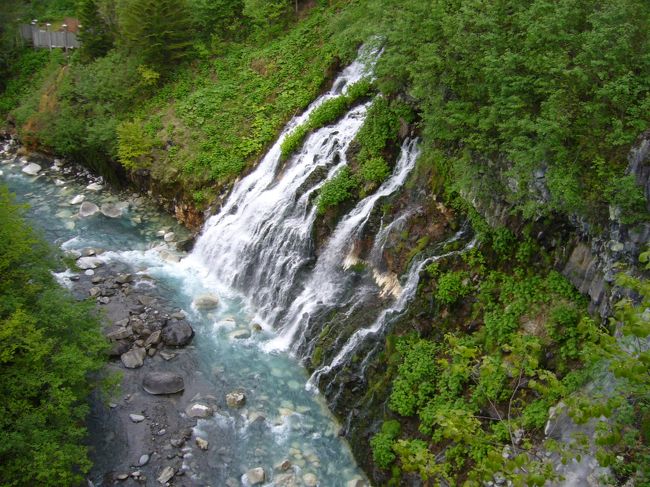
(435, 270), (471, 305)
(389, 338), (439, 416)
(0, 187), (107, 486)
(316, 167), (358, 214)
(360, 156), (390, 184)
(117, 119), (156, 169)
(370, 420), (401, 469)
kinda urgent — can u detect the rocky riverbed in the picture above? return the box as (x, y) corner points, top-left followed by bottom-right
(1, 134), (369, 487)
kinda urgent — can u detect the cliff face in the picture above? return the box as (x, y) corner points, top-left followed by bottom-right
(305, 132), (650, 486)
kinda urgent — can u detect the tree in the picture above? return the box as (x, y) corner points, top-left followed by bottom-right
(118, 0), (193, 69)
(243, 0), (290, 28)
(77, 0), (114, 62)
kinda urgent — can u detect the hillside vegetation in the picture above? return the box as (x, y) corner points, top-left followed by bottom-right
(0, 187), (107, 486)
(1, 0), (649, 485)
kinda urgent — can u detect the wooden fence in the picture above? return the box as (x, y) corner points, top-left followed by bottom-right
(19, 24), (80, 50)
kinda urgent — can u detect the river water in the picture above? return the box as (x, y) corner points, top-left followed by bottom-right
(0, 144), (367, 486)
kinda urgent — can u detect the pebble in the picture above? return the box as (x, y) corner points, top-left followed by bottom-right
(138, 454), (149, 466)
(129, 414), (145, 423)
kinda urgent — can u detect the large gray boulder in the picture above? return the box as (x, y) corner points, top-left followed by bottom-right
(143, 372), (184, 395)
(121, 347), (146, 368)
(161, 320), (194, 347)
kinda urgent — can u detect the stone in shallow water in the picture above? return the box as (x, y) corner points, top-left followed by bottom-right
(186, 403), (213, 418)
(138, 454), (149, 466)
(226, 391), (246, 408)
(163, 232), (176, 242)
(22, 162), (41, 175)
(229, 329), (251, 340)
(121, 347), (146, 368)
(76, 256), (103, 269)
(100, 202), (124, 218)
(86, 182), (103, 191)
(143, 371), (184, 395)
(195, 437), (209, 450)
(79, 201), (99, 217)
(129, 414), (145, 423)
(244, 467), (265, 485)
(303, 473), (318, 486)
(193, 294), (219, 310)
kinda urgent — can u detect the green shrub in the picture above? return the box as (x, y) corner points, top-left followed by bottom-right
(370, 420), (401, 469)
(317, 167), (358, 214)
(116, 119), (155, 169)
(435, 271), (471, 305)
(0, 187), (107, 486)
(280, 125), (310, 160)
(360, 156), (390, 184)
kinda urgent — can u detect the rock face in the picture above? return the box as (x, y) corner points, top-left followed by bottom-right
(79, 201), (100, 217)
(142, 372), (185, 395)
(244, 467), (265, 485)
(21, 162), (41, 175)
(121, 347), (146, 369)
(161, 320), (194, 347)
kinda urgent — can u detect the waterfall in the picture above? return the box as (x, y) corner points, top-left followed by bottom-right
(263, 138), (421, 351)
(186, 47), (378, 322)
(308, 232), (475, 388)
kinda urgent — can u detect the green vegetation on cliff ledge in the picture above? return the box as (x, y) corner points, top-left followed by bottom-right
(0, 186), (107, 486)
(369, 228), (649, 485)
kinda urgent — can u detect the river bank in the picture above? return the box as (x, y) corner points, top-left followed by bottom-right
(0, 134), (369, 487)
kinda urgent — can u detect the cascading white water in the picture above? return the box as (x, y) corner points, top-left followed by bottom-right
(308, 232), (475, 387)
(186, 48), (378, 321)
(263, 138), (421, 351)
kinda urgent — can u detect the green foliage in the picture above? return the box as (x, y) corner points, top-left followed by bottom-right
(0, 49), (52, 116)
(381, 235), (604, 483)
(243, 0), (290, 28)
(116, 119), (156, 169)
(189, 0), (246, 41)
(77, 0), (114, 62)
(435, 270), (471, 305)
(316, 167), (358, 214)
(359, 157), (390, 184)
(372, 0), (650, 224)
(370, 420), (401, 469)
(118, 0), (193, 69)
(0, 186), (107, 486)
(389, 337), (439, 416)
